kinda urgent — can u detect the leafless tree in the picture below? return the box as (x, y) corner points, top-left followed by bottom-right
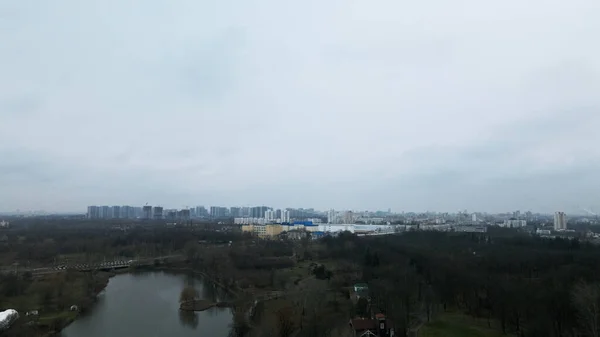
(277, 307), (296, 337)
(572, 281), (600, 337)
(179, 286), (199, 303)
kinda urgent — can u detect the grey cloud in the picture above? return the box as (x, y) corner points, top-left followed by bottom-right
(0, 94), (43, 118)
(1, 0), (599, 212)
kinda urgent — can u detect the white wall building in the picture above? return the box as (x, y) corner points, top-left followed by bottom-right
(234, 217), (267, 225)
(265, 210), (275, 222)
(503, 219), (527, 228)
(327, 209), (336, 224)
(281, 210), (290, 223)
(554, 212), (567, 231)
(319, 224), (355, 233)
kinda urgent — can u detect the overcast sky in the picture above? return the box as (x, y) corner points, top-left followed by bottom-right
(1, 1), (599, 213)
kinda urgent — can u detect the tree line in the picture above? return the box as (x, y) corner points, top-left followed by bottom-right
(320, 229), (600, 337)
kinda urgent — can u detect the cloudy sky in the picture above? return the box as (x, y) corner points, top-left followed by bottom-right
(1, 0), (599, 213)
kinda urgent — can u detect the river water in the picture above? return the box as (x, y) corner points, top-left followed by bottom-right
(61, 271), (233, 337)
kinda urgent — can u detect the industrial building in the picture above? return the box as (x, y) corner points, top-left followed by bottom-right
(240, 222), (398, 238)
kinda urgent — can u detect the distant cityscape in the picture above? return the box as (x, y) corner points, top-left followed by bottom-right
(0, 204), (599, 241)
(76, 205), (592, 237)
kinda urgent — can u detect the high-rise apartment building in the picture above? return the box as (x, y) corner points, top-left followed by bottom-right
(251, 206), (269, 218)
(327, 209), (336, 224)
(153, 206), (164, 220)
(101, 206), (111, 219)
(265, 210), (275, 222)
(112, 206), (121, 219)
(230, 207), (241, 218)
(281, 209), (290, 223)
(143, 206), (152, 219)
(121, 206), (135, 219)
(241, 207), (251, 217)
(195, 206), (208, 217)
(87, 206), (100, 219)
(209, 206), (227, 218)
(554, 212), (567, 230)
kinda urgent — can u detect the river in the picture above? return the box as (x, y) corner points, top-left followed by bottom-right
(61, 271), (233, 337)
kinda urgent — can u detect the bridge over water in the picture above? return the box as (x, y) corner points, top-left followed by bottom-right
(50, 255), (184, 272)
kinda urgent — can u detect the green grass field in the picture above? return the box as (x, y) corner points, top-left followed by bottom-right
(419, 312), (508, 337)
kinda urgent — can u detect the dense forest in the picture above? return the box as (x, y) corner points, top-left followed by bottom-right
(320, 228), (600, 337)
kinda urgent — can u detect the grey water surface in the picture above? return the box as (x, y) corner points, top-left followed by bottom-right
(61, 271), (232, 337)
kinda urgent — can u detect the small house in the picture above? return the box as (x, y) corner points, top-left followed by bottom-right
(350, 313), (395, 337)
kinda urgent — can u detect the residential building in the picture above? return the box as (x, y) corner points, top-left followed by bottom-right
(101, 206), (111, 219)
(230, 207), (241, 218)
(87, 206), (100, 219)
(251, 206), (269, 218)
(503, 219), (527, 228)
(112, 206), (121, 219)
(343, 211), (354, 224)
(241, 207), (251, 217)
(134, 207), (143, 218)
(121, 206), (135, 219)
(327, 209), (336, 224)
(349, 314), (395, 337)
(281, 209), (290, 223)
(265, 210), (275, 222)
(209, 206), (227, 218)
(554, 211), (567, 231)
(195, 206), (208, 217)
(153, 206), (163, 220)
(143, 206), (152, 219)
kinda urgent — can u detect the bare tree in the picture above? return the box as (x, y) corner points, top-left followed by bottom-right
(572, 282), (600, 337)
(277, 307), (296, 337)
(180, 286), (199, 303)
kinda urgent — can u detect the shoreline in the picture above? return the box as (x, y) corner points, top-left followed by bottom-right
(53, 266), (235, 335)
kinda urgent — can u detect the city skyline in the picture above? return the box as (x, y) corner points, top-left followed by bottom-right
(1, 203), (595, 217)
(1, 1), (599, 213)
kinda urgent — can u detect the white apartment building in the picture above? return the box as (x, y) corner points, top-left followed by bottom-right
(554, 212), (567, 230)
(281, 210), (290, 223)
(327, 209), (336, 224)
(502, 219), (527, 228)
(265, 210), (276, 222)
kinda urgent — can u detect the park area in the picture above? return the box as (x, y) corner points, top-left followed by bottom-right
(420, 312), (508, 337)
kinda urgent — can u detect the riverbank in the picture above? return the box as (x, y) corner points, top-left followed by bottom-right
(6, 264), (244, 336)
(1, 270), (113, 337)
(59, 271), (235, 337)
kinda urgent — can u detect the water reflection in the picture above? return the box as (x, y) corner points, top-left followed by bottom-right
(61, 272), (232, 337)
(201, 276), (217, 302)
(178, 311), (199, 329)
(184, 273), (196, 288)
